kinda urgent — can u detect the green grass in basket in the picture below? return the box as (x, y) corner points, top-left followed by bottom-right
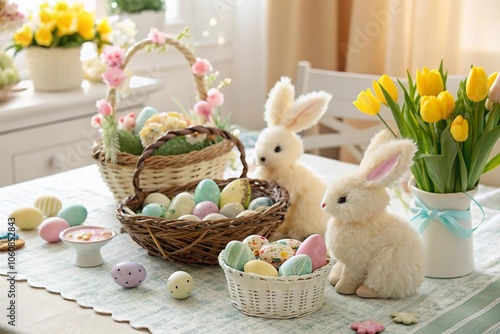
(117, 129), (223, 156)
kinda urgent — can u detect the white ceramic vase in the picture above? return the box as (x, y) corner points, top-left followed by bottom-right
(410, 182), (478, 278)
(25, 46), (83, 91)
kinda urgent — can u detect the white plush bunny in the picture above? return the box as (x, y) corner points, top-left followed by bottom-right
(254, 77), (332, 241)
(322, 129), (425, 299)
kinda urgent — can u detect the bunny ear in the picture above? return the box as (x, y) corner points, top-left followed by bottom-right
(281, 91), (332, 132)
(264, 77), (295, 126)
(362, 129), (395, 160)
(360, 137), (417, 188)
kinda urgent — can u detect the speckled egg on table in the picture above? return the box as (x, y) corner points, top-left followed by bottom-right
(219, 202), (245, 218)
(192, 201), (219, 220)
(248, 196), (274, 211)
(34, 195), (62, 217)
(295, 234), (328, 271)
(111, 262), (147, 288)
(194, 179), (221, 206)
(243, 235), (270, 257)
(259, 243), (294, 269)
(57, 204), (87, 227)
(10, 207), (44, 230)
(273, 239), (302, 254)
(167, 271), (194, 299)
(38, 217), (70, 243)
(278, 254), (313, 276)
(223, 240), (256, 271)
(219, 178), (252, 209)
(167, 192), (195, 220)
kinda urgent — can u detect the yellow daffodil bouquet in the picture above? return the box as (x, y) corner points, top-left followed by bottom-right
(353, 62), (500, 194)
(9, 1), (111, 54)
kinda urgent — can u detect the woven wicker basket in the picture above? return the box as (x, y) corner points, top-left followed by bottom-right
(92, 35), (234, 202)
(116, 126), (290, 265)
(218, 251), (333, 319)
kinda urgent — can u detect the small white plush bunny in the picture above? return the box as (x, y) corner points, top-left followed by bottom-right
(322, 129), (425, 299)
(254, 77), (332, 241)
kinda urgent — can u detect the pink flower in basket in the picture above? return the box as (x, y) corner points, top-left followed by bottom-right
(96, 99), (113, 116)
(148, 28), (167, 45)
(102, 66), (127, 88)
(90, 114), (103, 128)
(100, 45), (125, 67)
(191, 58), (213, 75)
(193, 100), (213, 120)
(119, 112), (135, 131)
(206, 88), (225, 107)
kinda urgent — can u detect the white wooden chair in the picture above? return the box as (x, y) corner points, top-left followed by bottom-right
(295, 61), (462, 163)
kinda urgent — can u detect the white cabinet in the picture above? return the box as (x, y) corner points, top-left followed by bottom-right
(0, 77), (160, 186)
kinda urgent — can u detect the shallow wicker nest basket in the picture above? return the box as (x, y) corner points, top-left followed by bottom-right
(91, 35), (234, 201)
(116, 127), (291, 265)
(219, 251), (333, 319)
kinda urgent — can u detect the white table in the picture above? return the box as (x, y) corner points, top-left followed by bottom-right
(0, 154), (498, 334)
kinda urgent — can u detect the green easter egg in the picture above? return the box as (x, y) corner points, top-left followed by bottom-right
(134, 106), (159, 137)
(57, 204), (88, 227)
(194, 179), (221, 206)
(224, 240), (256, 271)
(141, 203), (166, 217)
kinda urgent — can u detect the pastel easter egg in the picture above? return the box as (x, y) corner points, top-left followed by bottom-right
(34, 195), (62, 217)
(194, 179), (221, 206)
(244, 260), (278, 277)
(220, 202), (245, 218)
(203, 213), (227, 221)
(295, 234), (328, 271)
(144, 193), (171, 208)
(219, 178), (252, 209)
(10, 207), (44, 230)
(248, 197), (274, 211)
(224, 240), (256, 271)
(141, 203), (166, 217)
(167, 271), (194, 299)
(178, 214), (201, 221)
(167, 192), (195, 220)
(235, 210), (258, 218)
(38, 217), (70, 243)
(243, 235), (270, 257)
(192, 201), (219, 220)
(57, 205), (87, 227)
(278, 254), (313, 276)
(111, 262), (147, 288)
(259, 243), (294, 269)
(134, 106), (158, 136)
(273, 239), (302, 254)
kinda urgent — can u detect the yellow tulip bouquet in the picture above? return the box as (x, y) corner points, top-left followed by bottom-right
(9, 1), (111, 54)
(353, 62), (500, 194)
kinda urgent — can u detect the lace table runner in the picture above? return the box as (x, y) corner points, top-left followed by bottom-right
(0, 165), (499, 334)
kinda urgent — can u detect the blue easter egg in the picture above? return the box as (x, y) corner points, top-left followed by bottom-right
(224, 240), (256, 271)
(194, 179), (221, 206)
(134, 106), (159, 136)
(141, 203), (166, 217)
(278, 254), (313, 276)
(57, 205), (87, 227)
(248, 197), (274, 211)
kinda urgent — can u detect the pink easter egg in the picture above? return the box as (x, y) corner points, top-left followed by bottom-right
(295, 234), (327, 271)
(38, 217), (70, 243)
(192, 201), (219, 220)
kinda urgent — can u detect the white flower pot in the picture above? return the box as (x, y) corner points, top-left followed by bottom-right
(25, 46), (83, 91)
(410, 181), (478, 278)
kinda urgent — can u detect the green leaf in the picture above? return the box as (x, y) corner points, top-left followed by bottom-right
(456, 144), (468, 192)
(468, 125), (500, 188)
(483, 152), (500, 174)
(440, 128), (458, 192)
(153, 136), (222, 156)
(117, 130), (143, 155)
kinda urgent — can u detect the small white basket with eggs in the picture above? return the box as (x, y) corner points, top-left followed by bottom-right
(218, 234), (333, 319)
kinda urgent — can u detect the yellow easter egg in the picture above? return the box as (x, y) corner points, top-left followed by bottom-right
(10, 207), (44, 230)
(34, 195), (62, 217)
(244, 260), (278, 277)
(219, 178), (252, 209)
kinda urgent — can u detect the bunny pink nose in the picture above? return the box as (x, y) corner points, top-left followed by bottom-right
(321, 203), (326, 208)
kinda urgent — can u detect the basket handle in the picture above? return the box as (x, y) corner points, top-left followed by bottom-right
(132, 126), (248, 194)
(106, 36), (208, 111)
